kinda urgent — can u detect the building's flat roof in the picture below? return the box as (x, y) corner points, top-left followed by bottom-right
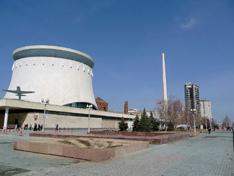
(12, 45), (95, 68)
(0, 99), (134, 119)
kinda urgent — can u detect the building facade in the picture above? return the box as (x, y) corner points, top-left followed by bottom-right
(200, 100), (212, 121)
(4, 45), (98, 109)
(1, 45), (134, 129)
(184, 82), (201, 116)
(95, 97), (108, 111)
(0, 99), (134, 129)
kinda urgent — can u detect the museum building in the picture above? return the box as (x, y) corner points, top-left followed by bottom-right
(0, 45), (134, 129)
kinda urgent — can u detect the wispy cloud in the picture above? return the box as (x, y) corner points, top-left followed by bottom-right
(180, 18), (196, 29)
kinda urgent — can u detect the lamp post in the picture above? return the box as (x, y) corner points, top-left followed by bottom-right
(87, 104), (93, 133)
(191, 108), (197, 133)
(41, 98), (50, 132)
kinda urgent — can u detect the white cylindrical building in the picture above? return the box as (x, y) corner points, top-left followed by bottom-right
(4, 45), (98, 109)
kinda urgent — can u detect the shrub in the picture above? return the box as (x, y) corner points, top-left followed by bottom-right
(137, 108), (152, 132)
(150, 111), (159, 131)
(132, 114), (140, 131)
(118, 117), (128, 131)
(214, 124), (219, 128)
(167, 121), (174, 131)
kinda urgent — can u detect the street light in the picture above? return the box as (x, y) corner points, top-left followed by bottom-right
(87, 104), (93, 133)
(41, 98), (50, 132)
(191, 108), (197, 133)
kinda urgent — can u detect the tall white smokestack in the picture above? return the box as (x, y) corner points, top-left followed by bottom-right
(162, 53), (167, 110)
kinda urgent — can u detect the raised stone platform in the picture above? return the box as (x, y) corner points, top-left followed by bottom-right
(29, 131), (190, 144)
(13, 138), (149, 162)
(90, 131), (174, 136)
(89, 131), (190, 144)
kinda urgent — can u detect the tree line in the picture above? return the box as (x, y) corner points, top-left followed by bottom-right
(119, 108), (174, 132)
(157, 96), (214, 129)
(119, 95), (229, 132)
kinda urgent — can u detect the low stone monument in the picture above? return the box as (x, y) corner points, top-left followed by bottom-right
(13, 138), (149, 162)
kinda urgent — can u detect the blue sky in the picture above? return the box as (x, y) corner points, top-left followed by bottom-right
(0, 0), (233, 122)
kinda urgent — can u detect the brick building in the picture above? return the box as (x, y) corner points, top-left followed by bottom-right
(95, 97), (108, 111)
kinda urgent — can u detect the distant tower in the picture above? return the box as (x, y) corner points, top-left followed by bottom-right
(124, 101), (128, 114)
(184, 82), (201, 116)
(162, 53), (168, 111)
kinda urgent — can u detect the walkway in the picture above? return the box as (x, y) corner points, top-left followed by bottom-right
(0, 130), (233, 176)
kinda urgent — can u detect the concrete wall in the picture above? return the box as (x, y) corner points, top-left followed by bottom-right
(4, 55), (97, 109)
(25, 113), (103, 128)
(102, 119), (120, 129)
(0, 100), (135, 129)
(102, 119), (133, 129)
(0, 112), (103, 128)
(0, 112), (136, 129)
(0, 113), (27, 128)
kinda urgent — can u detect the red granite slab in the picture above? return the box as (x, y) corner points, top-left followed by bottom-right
(13, 139), (149, 162)
(29, 131), (190, 144)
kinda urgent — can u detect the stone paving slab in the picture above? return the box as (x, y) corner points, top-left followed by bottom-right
(0, 130), (233, 175)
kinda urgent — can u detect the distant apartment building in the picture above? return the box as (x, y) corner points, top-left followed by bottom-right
(184, 82), (201, 116)
(128, 108), (139, 114)
(200, 100), (212, 121)
(182, 102), (186, 112)
(127, 108), (160, 119)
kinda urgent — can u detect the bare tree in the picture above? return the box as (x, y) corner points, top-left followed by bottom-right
(188, 113), (194, 128)
(212, 119), (217, 127)
(180, 111), (189, 125)
(222, 115), (231, 127)
(156, 96), (183, 130)
(200, 117), (206, 127)
(167, 96), (183, 127)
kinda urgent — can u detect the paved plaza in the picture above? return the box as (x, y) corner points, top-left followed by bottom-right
(0, 130), (233, 176)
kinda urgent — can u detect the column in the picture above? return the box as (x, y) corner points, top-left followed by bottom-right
(162, 53), (167, 105)
(3, 107), (9, 129)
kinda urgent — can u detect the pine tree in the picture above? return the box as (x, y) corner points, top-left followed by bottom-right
(137, 108), (152, 132)
(132, 114), (140, 131)
(150, 111), (159, 131)
(167, 121), (174, 131)
(118, 117), (128, 131)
